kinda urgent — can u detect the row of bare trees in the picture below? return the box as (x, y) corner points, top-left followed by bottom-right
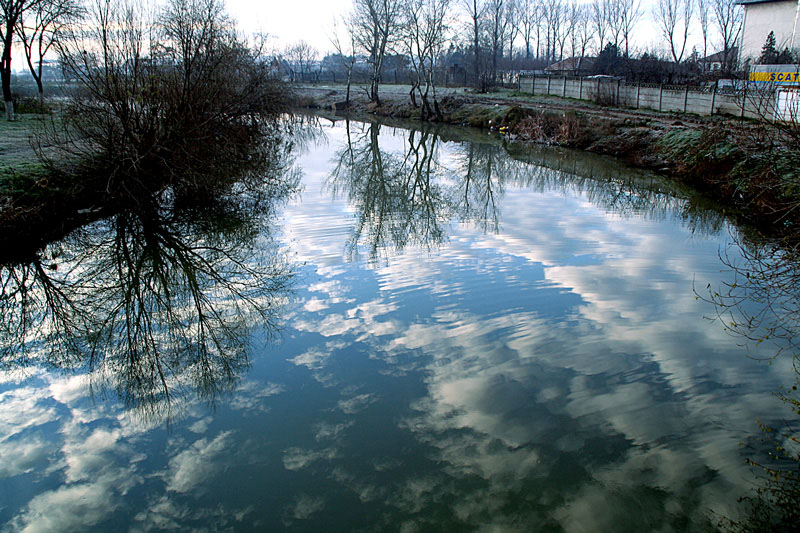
(1, 0), (82, 120)
(654, 0), (740, 67)
(322, 0), (744, 112)
(330, 0), (452, 116)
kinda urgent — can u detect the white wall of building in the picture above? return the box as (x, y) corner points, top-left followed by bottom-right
(739, 0), (800, 63)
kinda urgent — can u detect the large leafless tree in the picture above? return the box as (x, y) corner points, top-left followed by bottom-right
(502, 0), (517, 61)
(283, 40), (318, 82)
(330, 16), (358, 106)
(697, 0), (710, 67)
(460, 0), (486, 88)
(591, 0), (610, 54)
(618, 0), (641, 57)
(399, 0), (451, 120)
(543, 0), (565, 62)
(16, 0), (81, 104)
(653, 0), (693, 64)
(514, 0), (541, 59)
(568, 1), (594, 64)
(1, 0), (42, 120)
(712, 0), (741, 71)
(351, 0), (401, 104)
(486, 0), (503, 82)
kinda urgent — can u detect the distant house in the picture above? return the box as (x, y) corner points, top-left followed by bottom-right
(544, 57), (595, 76)
(737, 0), (800, 64)
(699, 48), (739, 71)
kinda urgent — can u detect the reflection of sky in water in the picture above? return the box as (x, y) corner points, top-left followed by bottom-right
(0, 120), (793, 531)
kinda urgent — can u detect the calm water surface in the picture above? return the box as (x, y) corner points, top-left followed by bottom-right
(0, 118), (794, 532)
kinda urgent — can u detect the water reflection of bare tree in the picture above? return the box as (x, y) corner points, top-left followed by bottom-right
(329, 120), (453, 261)
(703, 238), (800, 365)
(703, 236), (800, 533)
(508, 144), (728, 236)
(329, 120), (729, 262)
(451, 142), (506, 233)
(0, 175), (297, 423)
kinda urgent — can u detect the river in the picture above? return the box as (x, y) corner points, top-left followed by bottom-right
(0, 116), (796, 532)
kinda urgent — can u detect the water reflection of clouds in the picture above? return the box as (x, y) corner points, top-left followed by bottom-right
(2, 121), (792, 530)
(278, 125), (791, 528)
(1, 366), (278, 531)
(165, 431), (233, 493)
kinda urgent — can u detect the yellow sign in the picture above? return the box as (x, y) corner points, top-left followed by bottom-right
(749, 71), (800, 83)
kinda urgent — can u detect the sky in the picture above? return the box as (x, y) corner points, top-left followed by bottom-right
(10, 0), (705, 73)
(222, 0), (701, 60)
(225, 0), (353, 54)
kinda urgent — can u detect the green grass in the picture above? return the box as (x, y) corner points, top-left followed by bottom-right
(0, 114), (52, 201)
(0, 114), (47, 174)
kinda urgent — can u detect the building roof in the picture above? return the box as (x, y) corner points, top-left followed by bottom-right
(700, 48), (739, 62)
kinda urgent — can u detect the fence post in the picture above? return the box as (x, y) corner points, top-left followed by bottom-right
(710, 84), (717, 116)
(563, 77), (567, 97)
(684, 86), (689, 113)
(659, 83), (663, 112)
(616, 79), (621, 106)
(579, 76), (583, 100)
(532, 73), (536, 94)
(547, 75), (551, 95)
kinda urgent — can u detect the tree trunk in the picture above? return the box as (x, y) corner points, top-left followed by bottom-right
(2, 40), (13, 121)
(345, 70), (352, 105)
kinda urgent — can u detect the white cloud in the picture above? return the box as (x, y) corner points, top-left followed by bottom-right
(0, 438), (50, 478)
(282, 447), (338, 471)
(166, 431), (234, 493)
(338, 393), (377, 414)
(0, 387), (58, 439)
(290, 494), (325, 519)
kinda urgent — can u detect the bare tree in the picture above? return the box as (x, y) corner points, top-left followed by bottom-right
(399, 0), (451, 120)
(569, 1), (594, 65)
(618, 0), (641, 57)
(711, 0), (741, 72)
(54, 0), (288, 193)
(591, 0), (610, 54)
(503, 0), (518, 61)
(514, 0), (540, 59)
(653, 0), (693, 64)
(486, 0), (503, 82)
(460, 0), (486, 88)
(351, 0), (401, 104)
(543, 0), (565, 62)
(606, 0), (623, 48)
(1, 0), (42, 120)
(697, 0), (709, 68)
(330, 16), (358, 107)
(16, 0), (81, 104)
(284, 40), (318, 82)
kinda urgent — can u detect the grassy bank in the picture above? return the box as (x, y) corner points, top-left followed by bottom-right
(0, 113), (127, 262)
(298, 84), (800, 241)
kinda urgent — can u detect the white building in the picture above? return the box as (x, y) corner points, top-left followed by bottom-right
(738, 0), (800, 64)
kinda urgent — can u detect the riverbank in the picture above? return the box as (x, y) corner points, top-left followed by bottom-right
(297, 84), (800, 241)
